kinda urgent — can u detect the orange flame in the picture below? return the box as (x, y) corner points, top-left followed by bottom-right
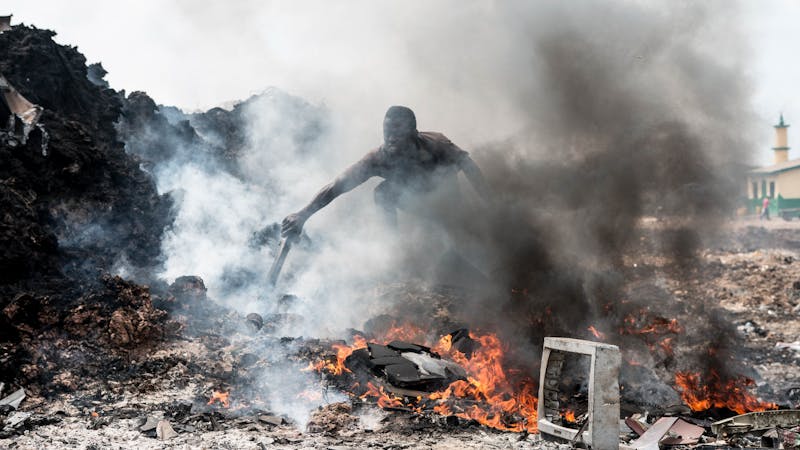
(658, 337), (674, 357)
(308, 325), (539, 432)
(432, 334), (453, 354)
(360, 381), (405, 409)
(588, 325), (605, 340)
(428, 332), (539, 432)
(304, 335), (368, 375)
(381, 322), (428, 343)
(675, 370), (777, 415)
(621, 313), (683, 336)
(563, 409), (576, 423)
(620, 313), (682, 358)
(208, 390), (230, 408)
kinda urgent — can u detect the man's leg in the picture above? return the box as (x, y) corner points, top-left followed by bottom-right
(374, 180), (400, 228)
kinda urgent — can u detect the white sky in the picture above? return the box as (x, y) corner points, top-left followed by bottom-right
(4, 0), (800, 166)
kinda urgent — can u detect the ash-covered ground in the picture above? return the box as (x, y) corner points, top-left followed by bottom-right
(1, 18), (799, 450)
(1, 221), (799, 449)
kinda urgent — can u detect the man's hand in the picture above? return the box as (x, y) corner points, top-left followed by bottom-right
(281, 212), (307, 238)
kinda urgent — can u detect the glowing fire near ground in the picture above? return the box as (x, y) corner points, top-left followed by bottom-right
(615, 313), (775, 415)
(306, 335), (367, 375)
(307, 319), (778, 433)
(360, 381), (405, 409)
(207, 390), (231, 408)
(675, 370), (777, 415)
(619, 311), (682, 358)
(587, 325), (605, 340)
(429, 333), (539, 432)
(307, 326), (539, 432)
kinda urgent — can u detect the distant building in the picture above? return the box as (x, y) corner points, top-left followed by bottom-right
(747, 115), (800, 219)
(0, 15), (11, 32)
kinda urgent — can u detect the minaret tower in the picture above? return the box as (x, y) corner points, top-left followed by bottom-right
(773, 114), (790, 164)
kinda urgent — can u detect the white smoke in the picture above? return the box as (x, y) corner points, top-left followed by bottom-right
(148, 89), (405, 330)
(157, 163), (272, 305)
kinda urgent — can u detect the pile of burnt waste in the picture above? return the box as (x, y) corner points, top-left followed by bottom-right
(0, 14), (331, 395)
(1, 27), (164, 286)
(347, 340), (467, 392)
(0, 21), (219, 390)
(0, 22), (336, 446)
(0, 23), (177, 390)
(302, 327), (800, 448)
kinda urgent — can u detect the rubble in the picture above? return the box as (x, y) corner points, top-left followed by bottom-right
(245, 312), (264, 332)
(625, 416), (648, 436)
(139, 416), (159, 433)
(0, 388), (24, 409)
(257, 414), (285, 426)
(0, 24), (173, 290)
(307, 402), (359, 434)
(660, 418), (706, 445)
(155, 419), (178, 440)
(2, 411), (30, 432)
(711, 409), (800, 437)
(776, 341), (800, 352)
(621, 417), (706, 449)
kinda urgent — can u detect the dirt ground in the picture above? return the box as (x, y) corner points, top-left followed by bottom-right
(703, 219), (800, 402)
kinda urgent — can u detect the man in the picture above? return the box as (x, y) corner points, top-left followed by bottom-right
(760, 196), (770, 221)
(281, 105), (490, 238)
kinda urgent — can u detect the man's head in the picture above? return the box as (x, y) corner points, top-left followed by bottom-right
(383, 105), (417, 150)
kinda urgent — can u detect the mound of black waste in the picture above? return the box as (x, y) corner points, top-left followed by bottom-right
(0, 25), (174, 289)
(0, 24), (179, 387)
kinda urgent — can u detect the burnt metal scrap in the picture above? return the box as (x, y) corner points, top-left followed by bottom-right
(0, 72), (45, 149)
(711, 409), (800, 437)
(346, 340), (466, 391)
(621, 417), (706, 449)
(538, 337), (621, 450)
(0, 388), (24, 410)
(0, 73), (41, 126)
(1, 411), (30, 433)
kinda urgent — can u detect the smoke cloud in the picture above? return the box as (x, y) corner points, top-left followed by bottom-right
(119, 0), (756, 419)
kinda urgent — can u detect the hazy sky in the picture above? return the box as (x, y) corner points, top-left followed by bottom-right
(4, 0), (799, 166)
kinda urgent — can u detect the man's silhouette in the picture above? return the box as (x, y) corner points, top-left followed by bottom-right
(281, 105), (489, 237)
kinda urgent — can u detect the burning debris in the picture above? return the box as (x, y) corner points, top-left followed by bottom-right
(675, 369), (778, 415)
(302, 326), (543, 433)
(300, 327), (797, 448)
(207, 390), (231, 408)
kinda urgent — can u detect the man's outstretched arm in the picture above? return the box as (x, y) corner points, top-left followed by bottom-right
(281, 158), (373, 237)
(459, 156), (491, 203)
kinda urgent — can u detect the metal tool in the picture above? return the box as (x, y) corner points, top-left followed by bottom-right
(267, 236), (295, 287)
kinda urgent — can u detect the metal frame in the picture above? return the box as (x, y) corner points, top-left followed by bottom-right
(538, 337), (621, 449)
